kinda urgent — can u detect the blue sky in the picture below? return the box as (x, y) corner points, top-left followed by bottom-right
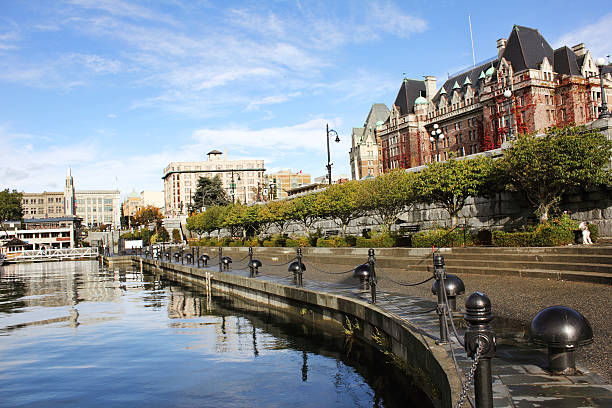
(1, 0), (611, 197)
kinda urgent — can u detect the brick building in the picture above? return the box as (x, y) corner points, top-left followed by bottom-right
(377, 25), (612, 170)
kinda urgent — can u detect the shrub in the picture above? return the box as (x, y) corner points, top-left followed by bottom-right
(356, 231), (395, 248)
(172, 228), (181, 243)
(286, 237), (310, 247)
(244, 237), (261, 247)
(412, 228), (473, 248)
(229, 240), (243, 247)
(316, 237), (351, 247)
(588, 223), (599, 242)
(492, 231), (534, 247)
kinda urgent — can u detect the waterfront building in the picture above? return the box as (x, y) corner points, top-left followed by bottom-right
(349, 104), (390, 180)
(263, 170), (312, 200)
(377, 25), (612, 171)
(163, 150), (265, 216)
(0, 216), (80, 249)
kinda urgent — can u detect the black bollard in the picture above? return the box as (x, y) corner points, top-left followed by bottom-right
(434, 254), (448, 343)
(196, 246), (200, 267)
(248, 247), (254, 277)
(181, 248), (184, 265)
(367, 249), (377, 304)
(218, 247), (223, 272)
(464, 292), (496, 408)
(191, 247), (195, 264)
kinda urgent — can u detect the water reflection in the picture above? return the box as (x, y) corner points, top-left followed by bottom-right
(0, 261), (432, 408)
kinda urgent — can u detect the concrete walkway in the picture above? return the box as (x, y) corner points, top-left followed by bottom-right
(136, 253), (612, 407)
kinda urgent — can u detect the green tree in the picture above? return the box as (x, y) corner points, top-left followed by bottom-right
(0, 189), (23, 223)
(171, 228), (181, 242)
(158, 226), (170, 242)
(361, 170), (418, 232)
(192, 175), (229, 211)
(318, 181), (367, 236)
(417, 156), (496, 226)
(500, 125), (612, 222)
(133, 205), (163, 231)
(285, 194), (322, 237)
(186, 212), (206, 239)
(263, 200), (291, 235)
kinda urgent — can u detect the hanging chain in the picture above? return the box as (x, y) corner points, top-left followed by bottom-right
(454, 341), (483, 408)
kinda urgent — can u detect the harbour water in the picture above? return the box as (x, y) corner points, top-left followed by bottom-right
(0, 260), (432, 407)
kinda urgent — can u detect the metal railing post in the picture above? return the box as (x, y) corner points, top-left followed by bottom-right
(367, 249), (377, 304)
(434, 254), (449, 343)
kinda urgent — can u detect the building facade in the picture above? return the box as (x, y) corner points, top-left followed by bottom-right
(1, 216), (80, 249)
(75, 190), (121, 228)
(141, 190), (165, 211)
(163, 150), (265, 216)
(349, 103), (390, 180)
(377, 25), (612, 170)
(263, 170), (312, 200)
(123, 190), (143, 217)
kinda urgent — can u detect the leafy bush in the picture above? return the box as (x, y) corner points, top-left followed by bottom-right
(172, 228), (181, 243)
(412, 228), (473, 248)
(492, 231), (534, 247)
(261, 234), (286, 247)
(316, 237), (351, 247)
(492, 215), (581, 247)
(286, 237), (310, 247)
(588, 223), (599, 242)
(356, 231), (395, 248)
(244, 237), (261, 247)
(229, 240), (243, 247)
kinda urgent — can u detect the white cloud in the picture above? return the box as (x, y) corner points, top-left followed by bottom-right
(369, 1), (428, 38)
(245, 92), (301, 111)
(555, 13), (612, 59)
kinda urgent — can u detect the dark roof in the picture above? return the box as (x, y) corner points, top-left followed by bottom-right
(554, 46), (581, 76)
(206, 150), (222, 155)
(432, 60), (494, 104)
(501, 25), (553, 72)
(393, 79), (426, 115)
(576, 54), (586, 69)
(1, 237), (28, 248)
(364, 103), (390, 127)
(24, 216), (79, 223)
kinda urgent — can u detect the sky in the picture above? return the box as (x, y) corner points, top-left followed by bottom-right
(1, 0), (611, 197)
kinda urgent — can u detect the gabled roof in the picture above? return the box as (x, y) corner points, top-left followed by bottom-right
(364, 103), (390, 127)
(554, 46), (581, 76)
(432, 59), (494, 104)
(500, 25), (553, 72)
(393, 79), (426, 115)
(352, 127), (365, 144)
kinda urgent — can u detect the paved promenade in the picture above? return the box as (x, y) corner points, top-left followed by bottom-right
(186, 252), (612, 407)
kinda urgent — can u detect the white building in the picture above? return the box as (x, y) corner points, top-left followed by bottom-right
(1, 217), (79, 249)
(141, 190), (165, 210)
(75, 190), (121, 228)
(163, 150), (265, 216)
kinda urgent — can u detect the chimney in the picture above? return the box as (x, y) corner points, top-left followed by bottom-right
(571, 43), (586, 57)
(497, 38), (507, 59)
(424, 76), (437, 100)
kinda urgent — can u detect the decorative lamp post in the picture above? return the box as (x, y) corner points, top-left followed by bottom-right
(595, 57), (610, 119)
(230, 170), (241, 204)
(429, 124), (445, 162)
(326, 123), (340, 185)
(503, 89), (516, 141)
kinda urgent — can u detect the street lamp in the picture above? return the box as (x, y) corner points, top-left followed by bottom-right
(326, 123), (340, 185)
(230, 170), (241, 204)
(503, 89), (516, 141)
(595, 57), (610, 119)
(429, 124), (445, 162)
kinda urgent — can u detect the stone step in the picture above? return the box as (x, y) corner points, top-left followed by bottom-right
(443, 265), (612, 285)
(441, 253), (612, 264)
(449, 246), (612, 255)
(440, 259), (611, 274)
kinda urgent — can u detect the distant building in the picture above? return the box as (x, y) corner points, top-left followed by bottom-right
(163, 150), (265, 216)
(313, 174), (349, 184)
(1, 216), (81, 249)
(349, 104), (390, 179)
(377, 25), (612, 171)
(123, 190), (143, 217)
(21, 169), (121, 229)
(141, 190), (164, 210)
(263, 170), (311, 199)
(75, 190), (121, 228)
